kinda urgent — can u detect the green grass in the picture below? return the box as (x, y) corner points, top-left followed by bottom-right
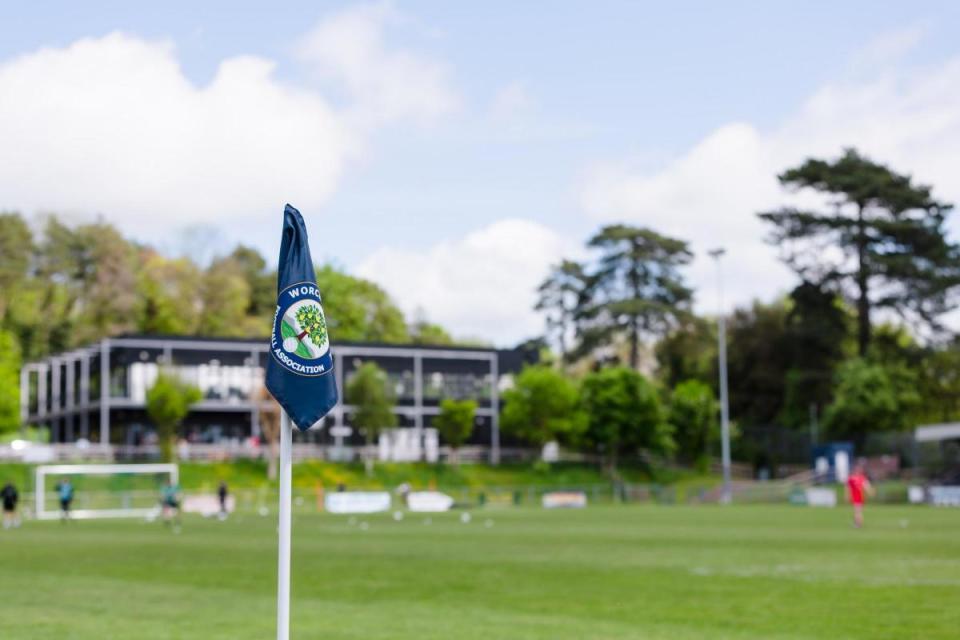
(0, 504), (957, 639)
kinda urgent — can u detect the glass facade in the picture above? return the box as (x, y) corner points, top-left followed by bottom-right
(21, 336), (536, 449)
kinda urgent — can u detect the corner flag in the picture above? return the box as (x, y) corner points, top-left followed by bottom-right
(265, 204), (339, 430)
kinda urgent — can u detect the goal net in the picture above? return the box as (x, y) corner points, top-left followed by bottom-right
(34, 464), (179, 520)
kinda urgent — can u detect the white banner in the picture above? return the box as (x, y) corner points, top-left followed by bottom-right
(542, 491), (587, 509)
(929, 486), (960, 507)
(804, 487), (837, 507)
(325, 491), (391, 514)
(406, 491), (454, 512)
(908, 486), (926, 504)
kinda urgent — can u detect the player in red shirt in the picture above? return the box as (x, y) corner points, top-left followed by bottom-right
(846, 462), (874, 528)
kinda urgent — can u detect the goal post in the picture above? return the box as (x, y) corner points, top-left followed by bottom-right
(34, 463), (179, 520)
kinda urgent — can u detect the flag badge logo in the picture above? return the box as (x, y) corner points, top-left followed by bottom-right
(271, 282), (334, 376)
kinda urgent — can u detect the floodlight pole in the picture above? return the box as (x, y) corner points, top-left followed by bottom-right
(277, 411), (293, 640)
(709, 248), (732, 504)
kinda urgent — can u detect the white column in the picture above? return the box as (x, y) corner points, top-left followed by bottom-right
(38, 364), (47, 419)
(250, 350), (261, 438)
(413, 353), (423, 461)
(80, 354), (90, 409)
(65, 356), (75, 441)
(51, 358), (60, 442)
(19, 366), (30, 429)
(80, 354), (90, 439)
(100, 339), (110, 446)
(51, 358), (60, 414)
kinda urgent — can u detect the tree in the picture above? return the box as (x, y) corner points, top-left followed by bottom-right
(501, 365), (583, 453)
(1, 216), (469, 375)
(655, 317), (716, 390)
(433, 399), (476, 466)
(725, 299), (792, 426)
(145, 372), (202, 461)
(914, 341), (960, 424)
(409, 309), (454, 345)
(346, 362), (397, 474)
(668, 380), (717, 471)
(0, 213), (33, 321)
(197, 257), (253, 337)
(578, 225), (693, 369)
(823, 358), (920, 446)
(780, 281), (850, 428)
(759, 149), (960, 356)
(229, 245), (275, 323)
(137, 253), (202, 335)
(5, 281), (70, 361)
(35, 217), (140, 347)
(0, 329), (21, 435)
(75, 222), (140, 343)
(578, 367), (673, 471)
(410, 321), (453, 345)
(0, 214), (46, 362)
(536, 260), (588, 363)
(316, 265), (410, 343)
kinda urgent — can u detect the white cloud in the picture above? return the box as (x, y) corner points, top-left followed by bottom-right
(296, 1), (458, 128)
(847, 23), (926, 72)
(0, 3), (457, 231)
(357, 219), (575, 345)
(582, 29), (960, 314)
(490, 81), (534, 119)
(0, 33), (353, 229)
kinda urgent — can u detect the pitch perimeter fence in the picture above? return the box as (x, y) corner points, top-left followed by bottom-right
(10, 477), (923, 520)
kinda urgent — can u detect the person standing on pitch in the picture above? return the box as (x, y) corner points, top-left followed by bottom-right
(846, 461), (874, 528)
(1, 481), (20, 529)
(217, 480), (229, 520)
(56, 477), (74, 522)
(161, 479), (183, 532)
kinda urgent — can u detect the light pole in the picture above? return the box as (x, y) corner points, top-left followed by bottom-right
(708, 248), (732, 504)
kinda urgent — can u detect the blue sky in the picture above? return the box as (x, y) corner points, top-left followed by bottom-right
(4, 2), (960, 344)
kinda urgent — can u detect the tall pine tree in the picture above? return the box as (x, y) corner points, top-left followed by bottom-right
(578, 225), (692, 369)
(759, 149), (960, 356)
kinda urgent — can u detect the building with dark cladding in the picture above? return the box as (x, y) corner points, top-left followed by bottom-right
(19, 335), (536, 462)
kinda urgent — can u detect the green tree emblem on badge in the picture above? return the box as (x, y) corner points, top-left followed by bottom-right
(295, 304), (328, 348)
(281, 303), (330, 358)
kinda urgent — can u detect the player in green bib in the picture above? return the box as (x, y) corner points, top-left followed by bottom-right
(56, 478), (74, 522)
(160, 480), (182, 531)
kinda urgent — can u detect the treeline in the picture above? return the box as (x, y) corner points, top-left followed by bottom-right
(3, 147), (960, 469)
(525, 149), (960, 464)
(0, 214), (456, 433)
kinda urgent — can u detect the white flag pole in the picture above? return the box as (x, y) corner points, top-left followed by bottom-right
(277, 410), (293, 640)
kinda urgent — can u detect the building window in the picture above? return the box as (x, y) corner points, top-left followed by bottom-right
(110, 365), (129, 398)
(386, 370), (415, 402)
(423, 372), (492, 402)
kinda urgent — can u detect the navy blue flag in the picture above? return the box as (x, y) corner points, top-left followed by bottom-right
(265, 204), (339, 431)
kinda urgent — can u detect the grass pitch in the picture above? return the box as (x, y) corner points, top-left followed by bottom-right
(0, 505), (957, 639)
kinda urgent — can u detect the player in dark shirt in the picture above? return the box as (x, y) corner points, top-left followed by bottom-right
(2, 481), (20, 529)
(217, 481), (229, 520)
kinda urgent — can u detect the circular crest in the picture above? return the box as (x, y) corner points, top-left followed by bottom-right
(270, 282), (334, 376)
